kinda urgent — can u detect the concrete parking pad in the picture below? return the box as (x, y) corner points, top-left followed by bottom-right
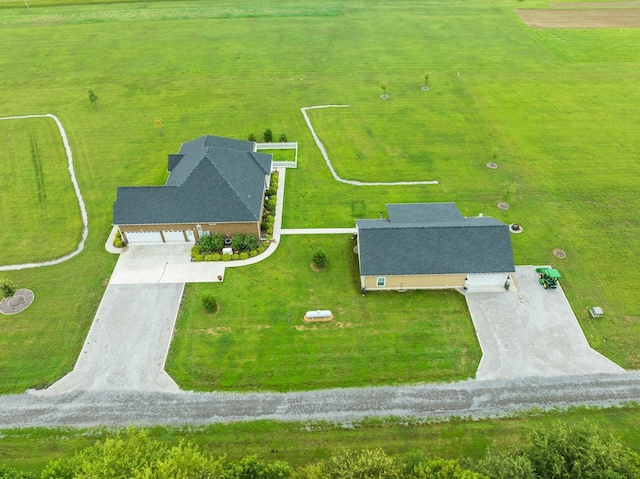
(110, 243), (225, 284)
(33, 283), (183, 396)
(466, 266), (624, 380)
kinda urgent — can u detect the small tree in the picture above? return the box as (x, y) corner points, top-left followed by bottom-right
(422, 71), (430, 91)
(312, 251), (328, 269)
(379, 81), (388, 98)
(248, 133), (257, 142)
(88, 89), (99, 109)
(202, 295), (218, 313)
(263, 128), (273, 142)
(0, 279), (16, 299)
(278, 133), (288, 142)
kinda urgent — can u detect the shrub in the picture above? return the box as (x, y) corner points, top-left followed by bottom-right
(231, 233), (245, 250)
(262, 241), (270, 248)
(239, 252), (249, 260)
(211, 253), (221, 261)
(0, 279), (17, 299)
(202, 295), (218, 313)
(263, 128), (273, 142)
(192, 254), (203, 262)
(231, 253), (240, 260)
(267, 197), (277, 210)
(257, 247), (265, 254)
(266, 234), (272, 240)
(204, 254), (217, 262)
(248, 133), (257, 142)
(266, 226), (274, 235)
(113, 239), (123, 248)
(265, 214), (275, 224)
(198, 234), (222, 254)
(261, 221), (269, 232)
(115, 230), (122, 240)
(243, 234), (259, 251)
(222, 254), (232, 262)
(312, 251), (328, 269)
(278, 133), (288, 142)
(249, 250), (258, 257)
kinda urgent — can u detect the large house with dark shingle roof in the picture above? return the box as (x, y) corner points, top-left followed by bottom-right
(113, 135), (272, 244)
(356, 203), (515, 292)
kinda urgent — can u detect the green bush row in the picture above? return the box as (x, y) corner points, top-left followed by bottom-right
(197, 233), (259, 255)
(192, 248), (265, 262)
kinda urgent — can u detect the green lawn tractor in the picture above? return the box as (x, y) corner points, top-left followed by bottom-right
(536, 267), (561, 289)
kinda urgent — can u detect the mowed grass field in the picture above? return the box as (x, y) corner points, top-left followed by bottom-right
(0, 0), (638, 393)
(167, 236), (479, 391)
(0, 116), (83, 264)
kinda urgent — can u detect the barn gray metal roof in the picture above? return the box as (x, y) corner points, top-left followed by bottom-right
(356, 203), (515, 276)
(113, 136), (271, 225)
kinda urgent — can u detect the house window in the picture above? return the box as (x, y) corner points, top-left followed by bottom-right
(376, 277), (386, 287)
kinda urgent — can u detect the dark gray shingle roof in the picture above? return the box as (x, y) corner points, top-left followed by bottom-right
(356, 204), (515, 276)
(113, 136), (271, 225)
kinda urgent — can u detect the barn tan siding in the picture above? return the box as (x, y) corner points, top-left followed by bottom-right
(363, 274), (466, 290)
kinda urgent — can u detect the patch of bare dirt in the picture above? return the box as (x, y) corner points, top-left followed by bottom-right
(549, 1), (640, 8)
(195, 326), (232, 336)
(516, 8), (640, 28)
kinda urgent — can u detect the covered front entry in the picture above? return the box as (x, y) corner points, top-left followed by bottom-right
(125, 231), (163, 244)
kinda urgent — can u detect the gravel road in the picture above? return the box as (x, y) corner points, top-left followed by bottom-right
(0, 372), (638, 429)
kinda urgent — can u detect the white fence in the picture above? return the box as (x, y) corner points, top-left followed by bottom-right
(255, 141), (298, 168)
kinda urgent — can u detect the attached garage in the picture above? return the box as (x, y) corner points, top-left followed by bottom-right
(124, 231), (163, 244)
(465, 273), (511, 292)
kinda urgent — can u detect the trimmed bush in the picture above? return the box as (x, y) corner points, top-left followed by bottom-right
(249, 250), (258, 257)
(222, 254), (232, 262)
(247, 133), (256, 142)
(267, 197), (277, 210)
(202, 295), (218, 313)
(278, 133), (288, 142)
(263, 128), (273, 142)
(257, 247), (265, 254)
(239, 252), (249, 260)
(115, 230), (122, 240)
(0, 279), (17, 298)
(312, 251), (328, 269)
(266, 226), (274, 235)
(231, 233), (245, 251)
(262, 241), (270, 248)
(265, 215), (275, 224)
(211, 253), (221, 261)
(113, 239), (123, 248)
(243, 234), (258, 251)
(231, 253), (240, 261)
(192, 254), (203, 262)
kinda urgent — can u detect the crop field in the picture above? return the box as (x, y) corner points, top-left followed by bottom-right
(0, 0), (637, 397)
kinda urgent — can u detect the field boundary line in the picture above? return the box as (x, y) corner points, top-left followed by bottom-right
(301, 105), (439, 186)
(0, 113), (89, 271)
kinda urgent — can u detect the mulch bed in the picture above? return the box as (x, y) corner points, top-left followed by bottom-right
(0, 289), (34, 315)
(515, 8), (640, 28)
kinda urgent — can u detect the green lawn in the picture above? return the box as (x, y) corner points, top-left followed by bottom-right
(0, 116), (83, 265)
(167, 235), (480, 391)
(0, 0), (637, 464)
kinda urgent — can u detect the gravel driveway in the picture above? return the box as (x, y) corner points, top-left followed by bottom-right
(0, 372), (636, 428)
(466, 266), (623, 380)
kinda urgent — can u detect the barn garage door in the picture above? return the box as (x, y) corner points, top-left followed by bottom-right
(163, 231), (185, 242)
(125, 231), (163, 243)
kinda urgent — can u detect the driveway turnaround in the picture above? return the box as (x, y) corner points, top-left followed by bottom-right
(33, 283), (183, 396)
(3, 372), (640, 428)
(466, 266), (624, 380)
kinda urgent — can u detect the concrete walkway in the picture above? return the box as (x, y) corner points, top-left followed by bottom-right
(33, 283), (183, 396)
(467, 266), (623, 380)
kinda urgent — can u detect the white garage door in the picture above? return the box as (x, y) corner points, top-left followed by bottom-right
(163, 231), (185, 242)
(465, 273), (510, 291)
(126, 231), (163, 243)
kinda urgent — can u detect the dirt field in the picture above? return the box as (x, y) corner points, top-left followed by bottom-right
(516, 7), (640, 28)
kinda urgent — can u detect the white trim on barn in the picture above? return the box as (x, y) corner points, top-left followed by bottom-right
(465, 273), (511, 292)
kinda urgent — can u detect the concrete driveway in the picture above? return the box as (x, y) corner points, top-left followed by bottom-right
(466, 266), (624, 380)
(110, 244), (225, 284)
(33, 283), (183, 396)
